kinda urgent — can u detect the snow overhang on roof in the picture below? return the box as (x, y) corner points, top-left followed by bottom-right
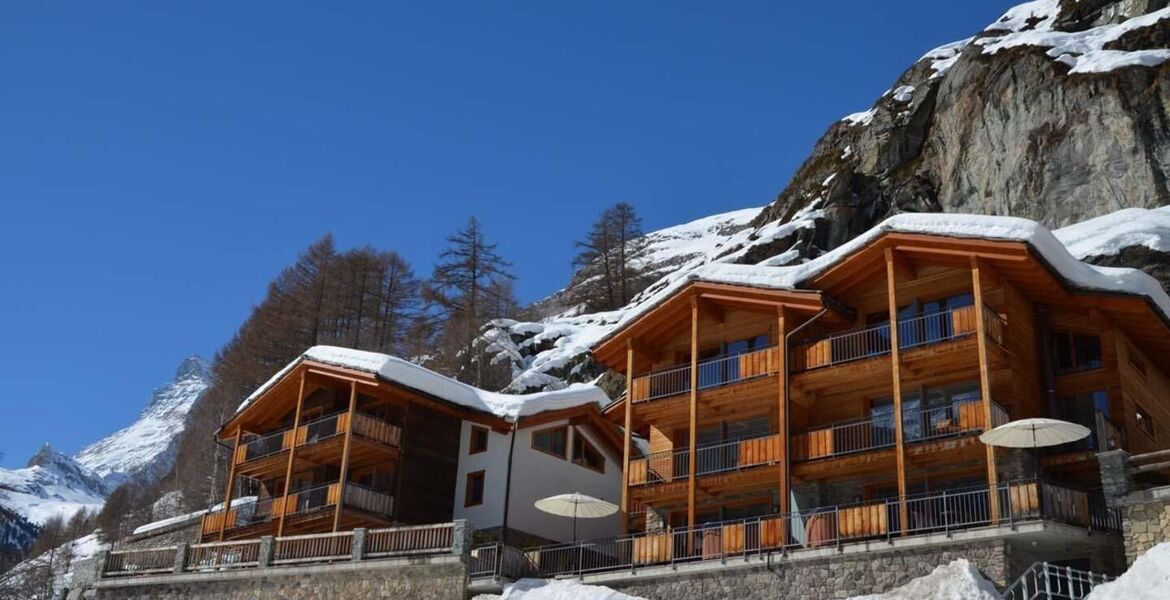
(236, 346), (610, 422)
(591, 212), (1170, 354)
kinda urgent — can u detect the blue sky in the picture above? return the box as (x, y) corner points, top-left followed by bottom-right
(0, 1), (1017, 468)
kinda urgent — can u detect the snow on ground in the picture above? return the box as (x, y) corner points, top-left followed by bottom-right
(978, 2), (1170, 74)
(1053, 206), (1170, 260)
(848, 559), (999, 600)
(1086, 543), (1170, 600)
(238, 346), (610, 420)
(0, 459), (105, 526)
(131, 496), (257, 536)
(1, 532), (106, 599)
(473, 578), (647, 600)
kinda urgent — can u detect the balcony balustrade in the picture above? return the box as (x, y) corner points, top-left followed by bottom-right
(631, 346), (779, 403)
(232, 412), (401, 467)
(200, 482), (395, 537)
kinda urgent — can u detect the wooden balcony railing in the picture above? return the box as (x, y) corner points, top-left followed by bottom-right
(629, 433), (781, 486)
(792, 306), (1004, 372)
(523, 479), (1119, 578)
(631, 346), (780, 403)
(233, 412), (401, 466)
(201, 482), (394, 535)
(791, 399), (1006, 462)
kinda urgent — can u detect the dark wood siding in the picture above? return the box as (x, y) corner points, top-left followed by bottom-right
(395, 403), (461, 524)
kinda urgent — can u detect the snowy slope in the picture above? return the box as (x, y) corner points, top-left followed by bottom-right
(75, 356), (210, 487)
(0, 446), (106, 528)
(1086, 543), (1170, 600)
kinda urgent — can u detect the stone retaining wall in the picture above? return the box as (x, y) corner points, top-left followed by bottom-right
(1120, 489), (1170, 564)
(91, 556), (466, 600)
(599, 539), (1010, 600)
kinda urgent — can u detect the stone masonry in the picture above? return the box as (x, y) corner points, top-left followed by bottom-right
(1098, 449), (1170, 564)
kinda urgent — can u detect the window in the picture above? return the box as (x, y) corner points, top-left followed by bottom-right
(1136, 406), (1156, 440)
(1052, 331), (1103, 375)
(532, 426), (568, 459)
(464, 471), (485, 507)
(571, 429), (605, 473)
(469, 426), (489, 455)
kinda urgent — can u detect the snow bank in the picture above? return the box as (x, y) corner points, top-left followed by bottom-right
(474, 578), (647, 600)
(979, 1), (1170, 74)
(237, 346), (609, 420)
(131, 496), (257, 536)
(1086, 543), (1170, 600)
(1053, 206), (1170, 260)
(848, 559), (999, 600)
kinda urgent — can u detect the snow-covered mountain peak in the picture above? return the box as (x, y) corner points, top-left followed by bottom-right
(74, 356), (210, 486)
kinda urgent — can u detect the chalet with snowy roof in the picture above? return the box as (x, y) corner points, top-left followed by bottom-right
(582, 213), (1170, 572)
(202, 347), (623, 544)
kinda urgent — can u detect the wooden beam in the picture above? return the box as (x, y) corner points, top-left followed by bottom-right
(884, 248), (909, 534)
(776, 306), (789, 542)
(333, 380), (359, 532)
(621, 339), (634, 535)
(971, 257), (1001, 522)
(687, 297), (699, 541)
(217, 428), (242, 542)
(276, 371), (308, 537)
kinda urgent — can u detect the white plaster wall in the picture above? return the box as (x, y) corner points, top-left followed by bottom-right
(451, 418), (623, 543)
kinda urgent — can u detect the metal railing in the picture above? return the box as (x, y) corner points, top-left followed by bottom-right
(240, 429), (288, 462)
(793, 399), (1007, 462)
(104, 547), (177, 576)
(630, 432), (781, 487)
(233, 411), (401, 468)
(524, 480), (1119, 577)
(186, 539), (262, 571)
(469, 542), (540, 579)
(1003, 561), (1112, 599)
(631, 346), (779, 403)
(793, 305), (1003, 372)
(366, 521), (455, 557)
(101, 521), (461, 579)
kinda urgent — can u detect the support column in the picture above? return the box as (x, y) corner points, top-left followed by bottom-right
(620, 339), (635, 535)
(333, 380), (359, 532)
(687, 297), (699, 541)
(277, 372), (308, 537)
(217, 428), (242, 541)
(972, 258), (1001, 522)
(884, 249), (909, 533)
(776, 308), (789, 531)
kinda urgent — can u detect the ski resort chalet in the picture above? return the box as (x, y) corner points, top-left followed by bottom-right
(582, 213), (1170, 572)
(200, 347), (624, 545)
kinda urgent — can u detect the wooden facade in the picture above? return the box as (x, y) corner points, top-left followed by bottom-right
(202, 360), (508, 542)
(596, 233), (1170, 538)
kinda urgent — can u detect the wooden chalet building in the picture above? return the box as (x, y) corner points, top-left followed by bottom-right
(592, 214), (1170, 564)
(201, 347), (623, 544)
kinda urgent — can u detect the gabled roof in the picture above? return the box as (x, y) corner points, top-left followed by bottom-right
(590, 213), (1170, 367)
(236, 346), (609, 422)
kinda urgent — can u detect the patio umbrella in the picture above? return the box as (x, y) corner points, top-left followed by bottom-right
(979, 418), (1090, 478)
(535, 493), (618, 542)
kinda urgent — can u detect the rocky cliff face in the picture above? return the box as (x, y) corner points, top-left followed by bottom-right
(483, 0), (1170, 394)
(755, 0), (1170, 258)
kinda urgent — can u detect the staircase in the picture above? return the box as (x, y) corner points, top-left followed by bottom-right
(1002, 562), (1111, 599)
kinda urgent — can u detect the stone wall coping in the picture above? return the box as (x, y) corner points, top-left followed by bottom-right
(578, 521), (1109, 586)
(91, 553), (463, 588)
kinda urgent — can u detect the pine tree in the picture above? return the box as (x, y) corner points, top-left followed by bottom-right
(423, 217), (516, 385)
(572, 202), (649, 310)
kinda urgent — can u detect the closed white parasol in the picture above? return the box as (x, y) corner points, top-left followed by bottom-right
(534, 493), (618, 542)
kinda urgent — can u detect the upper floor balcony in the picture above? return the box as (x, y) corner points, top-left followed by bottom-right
(792, 305), (1004, 372)
(630, 346), (780, 404)
(232, 411), (402, 470)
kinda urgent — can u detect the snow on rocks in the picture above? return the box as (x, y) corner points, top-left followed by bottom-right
(842, 108), (877, 127)
(978, 2), (1170, 74)
(238, 346), (610, 421)
(921, 37), (974, 79)
(473, 578), (647, 600)
(848, 559), (999, 600)
(1086, 543), (1170, 599)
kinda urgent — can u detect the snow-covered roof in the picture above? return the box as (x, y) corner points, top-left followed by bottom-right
(596, 212), (1170, 349)
(237, 346), (609, 421)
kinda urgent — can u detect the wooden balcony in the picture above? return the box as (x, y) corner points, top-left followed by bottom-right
(791, 305), (1004, 372)
(232, 412), (402, 474)
(630, 346), (780, 404)
(629, 433), (782, 488)
(200, 482), (395, 540)
(792, 399), (1008, 463)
